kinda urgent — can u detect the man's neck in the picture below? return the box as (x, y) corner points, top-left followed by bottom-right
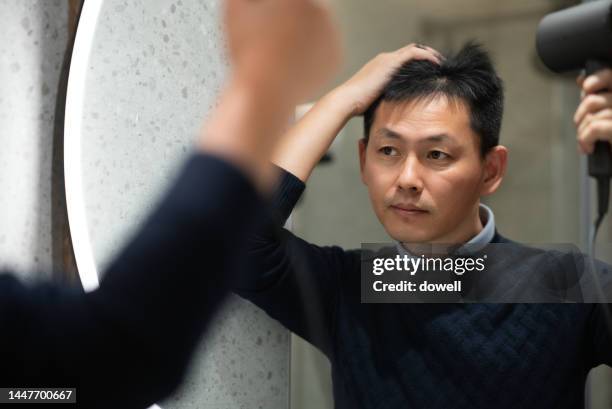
(443, 204), (485, 244)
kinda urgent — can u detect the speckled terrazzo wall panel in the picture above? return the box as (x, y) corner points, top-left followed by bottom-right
(76, 1), (289, 407)
(80, 0), (227, 268)
(0, 0), (68, 279)
(160, 296), (290, 409)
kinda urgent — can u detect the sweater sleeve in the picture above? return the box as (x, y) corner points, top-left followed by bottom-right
(233, 166), (357, 358)
(0, 153), (263, 409)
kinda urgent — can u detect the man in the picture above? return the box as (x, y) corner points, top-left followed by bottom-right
(0, 0), (340, 407)
(235, 42), (612, 408)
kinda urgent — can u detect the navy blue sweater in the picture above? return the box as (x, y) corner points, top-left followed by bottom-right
(236, 167), (612, 409)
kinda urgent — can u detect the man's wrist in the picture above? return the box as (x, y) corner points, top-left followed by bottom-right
(324, 86), (363, 119)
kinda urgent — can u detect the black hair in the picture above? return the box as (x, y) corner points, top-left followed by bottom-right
(363, 41), (504, 157)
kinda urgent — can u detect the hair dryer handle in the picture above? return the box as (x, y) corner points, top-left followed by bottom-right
(585, 60), (612, 179)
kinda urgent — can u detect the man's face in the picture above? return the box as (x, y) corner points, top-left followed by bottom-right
(359, 96), (495, 244)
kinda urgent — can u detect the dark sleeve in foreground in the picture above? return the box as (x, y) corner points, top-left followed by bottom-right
(0, 153), (262, 409)
(233, 167), (359, 358)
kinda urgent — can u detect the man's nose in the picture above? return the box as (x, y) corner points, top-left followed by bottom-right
(397, 156), (424, 193)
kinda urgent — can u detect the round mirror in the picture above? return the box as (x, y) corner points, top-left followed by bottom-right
(65, 1), (289, 407)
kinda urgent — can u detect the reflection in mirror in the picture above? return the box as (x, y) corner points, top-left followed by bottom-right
(65, 1), (289, 408)
(274, 1), (612, 409)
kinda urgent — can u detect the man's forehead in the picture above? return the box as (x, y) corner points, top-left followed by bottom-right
(371, 97), (473, 141)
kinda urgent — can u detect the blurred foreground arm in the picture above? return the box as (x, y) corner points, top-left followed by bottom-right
(201, 0), (341, 189)
(0, 0), (340, 407)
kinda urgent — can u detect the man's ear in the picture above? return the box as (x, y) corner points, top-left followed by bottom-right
(358, 138), (368, 185)
(481, 145), (508, 196)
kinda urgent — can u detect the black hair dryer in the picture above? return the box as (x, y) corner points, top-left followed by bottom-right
(536, 0), (612, 234)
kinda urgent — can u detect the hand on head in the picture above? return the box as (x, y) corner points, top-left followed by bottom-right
(335, 43), (443, 117)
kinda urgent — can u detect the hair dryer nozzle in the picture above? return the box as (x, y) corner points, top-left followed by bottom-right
(536, 0), (612, 73)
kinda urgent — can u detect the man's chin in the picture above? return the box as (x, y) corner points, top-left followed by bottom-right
(386, 228), (438, 245)
(378, 214), (444, 243)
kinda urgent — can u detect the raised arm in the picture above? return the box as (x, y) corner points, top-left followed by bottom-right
(272, 44), (442, 182)
(234, 165), (361, 357)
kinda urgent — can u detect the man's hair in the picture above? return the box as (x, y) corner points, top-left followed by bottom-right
(363, 42), (504, 157)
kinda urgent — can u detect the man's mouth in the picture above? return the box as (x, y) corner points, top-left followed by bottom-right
(389, 204), (429, 216)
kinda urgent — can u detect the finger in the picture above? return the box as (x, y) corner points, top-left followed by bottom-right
(578, 108), (612, 129)
(578, 113), (591, 136)
(578, 109), (612, 135)
(583, 68), (612, 94)
(573, 93), (612, 125)
(424, 45), (444, 61)
(578, 119), (612, 154)
(577, 73), (585, 100)
(396, 43), (440, 59)
(396, 45), (441, 65)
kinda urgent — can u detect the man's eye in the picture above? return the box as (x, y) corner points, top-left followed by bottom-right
(379, 146), (398, 156)
(428, 150), (449, 160)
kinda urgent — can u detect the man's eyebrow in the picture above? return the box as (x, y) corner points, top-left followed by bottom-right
(376, 128), (456, 144)
(420, 134), (453, 143)
(376, 128), (403, 140)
